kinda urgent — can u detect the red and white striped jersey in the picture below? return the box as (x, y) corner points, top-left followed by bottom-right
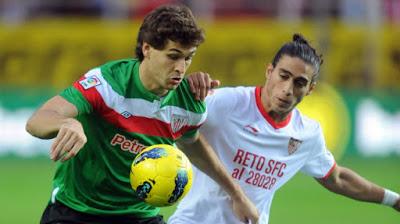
(53, 59), (206, 217)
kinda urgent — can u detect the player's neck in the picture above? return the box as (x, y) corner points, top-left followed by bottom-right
(139, 62), (168, 97)
(267, 110), (290, 122)
(260, 88), (290, 122)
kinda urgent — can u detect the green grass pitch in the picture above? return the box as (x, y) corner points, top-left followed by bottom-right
(0, 156), (398, 224)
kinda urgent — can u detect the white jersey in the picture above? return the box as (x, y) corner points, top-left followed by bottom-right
(168, 86), (336, 224)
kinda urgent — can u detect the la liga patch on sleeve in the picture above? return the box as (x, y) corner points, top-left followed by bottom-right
(79, 76), (102, 89)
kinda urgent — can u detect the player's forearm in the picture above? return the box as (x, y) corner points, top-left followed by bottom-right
(177, 135), (243, 198)
(178, 135), (259, 222)
(320, 166), (384, 203)
(26, 109), (73, 139)
(26, 96), (80, 139)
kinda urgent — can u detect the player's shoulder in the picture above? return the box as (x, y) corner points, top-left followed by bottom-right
(92, 58), (139, 95)
(292, 108), (321, 134)
(99, 58), (138, 78)
(174, 78), (206, 113)
(212, 86), (255, 99)
(205, 86), (255, 114)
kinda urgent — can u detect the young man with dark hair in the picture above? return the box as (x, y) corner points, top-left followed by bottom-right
(26, 5), (258, 224)
(169, 33), (400, 224)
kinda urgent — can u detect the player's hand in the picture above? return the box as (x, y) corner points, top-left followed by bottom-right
(50, 118), (87, 162)
(187, 71), (220, 101)
(231, 192), (259, 224)
(393, 198), (400, 212)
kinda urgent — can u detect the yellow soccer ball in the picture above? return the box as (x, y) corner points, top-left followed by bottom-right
(130, 144), (193, 207)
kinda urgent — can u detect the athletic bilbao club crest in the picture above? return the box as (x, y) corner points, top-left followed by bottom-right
(171, 114), (188, 133)
(288, 137), (302, 155)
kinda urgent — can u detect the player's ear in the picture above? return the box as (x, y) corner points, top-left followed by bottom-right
(306, 81), (316, 95)
(266, 63), (273, 80)
(142, 42), (151, 59)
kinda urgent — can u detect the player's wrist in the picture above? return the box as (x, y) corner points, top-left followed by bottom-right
(229, 184), (248, 201)
(382, 189), (400, 207)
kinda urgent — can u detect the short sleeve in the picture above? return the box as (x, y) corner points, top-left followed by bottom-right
(59, 86), (92, 115)
(59, 68), (105, 116)
(300, 125), (336, 179)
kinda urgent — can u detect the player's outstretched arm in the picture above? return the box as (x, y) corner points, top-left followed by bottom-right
(26, 96), (87, 162)
(177, 134), (259, 224)
(316, 165), (400, 211)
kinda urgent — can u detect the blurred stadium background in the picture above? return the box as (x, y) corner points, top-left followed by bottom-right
(0, 0), (399, 223)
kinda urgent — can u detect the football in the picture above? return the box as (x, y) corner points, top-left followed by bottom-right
(130, 144), (193, 207)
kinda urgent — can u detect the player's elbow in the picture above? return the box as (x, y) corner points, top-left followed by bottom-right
(318, 166), (345, 192)
(25, 116), (50, 139)
(26, 118), (40, 138)
(25, 117), (36, 136)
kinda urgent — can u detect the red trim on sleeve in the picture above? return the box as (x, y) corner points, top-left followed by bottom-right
(73, 78), (198, 140)
(254, 87), (292, 129)
(322, 162), (337, 181)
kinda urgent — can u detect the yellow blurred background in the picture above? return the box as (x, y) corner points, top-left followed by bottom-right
(1, 0), (399, 157)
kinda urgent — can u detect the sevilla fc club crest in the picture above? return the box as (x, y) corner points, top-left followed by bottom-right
(288, 137), (302, 155)
(171, 114), (189, 133)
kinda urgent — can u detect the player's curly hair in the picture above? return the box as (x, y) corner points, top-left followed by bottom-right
(135, 5), (205, 61)
(272, 33), (324, 82)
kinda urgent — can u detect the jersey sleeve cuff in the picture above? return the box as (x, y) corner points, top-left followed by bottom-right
(322, 161), (337, 180)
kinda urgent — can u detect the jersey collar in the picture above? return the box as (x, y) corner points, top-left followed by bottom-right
(133, 61), (166, 102)
(255, 86), (292, 129)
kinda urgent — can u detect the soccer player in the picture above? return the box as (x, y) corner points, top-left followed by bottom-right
(25, 5), (258, 224)
(168, 34), (400, 224)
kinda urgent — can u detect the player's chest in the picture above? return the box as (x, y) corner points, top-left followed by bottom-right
(223, 117), (307, 159)
(99, 97), (203, 140)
